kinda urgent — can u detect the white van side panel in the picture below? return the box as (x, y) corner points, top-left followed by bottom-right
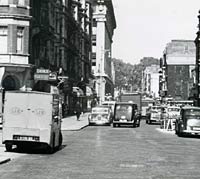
(3, 92), (53, 144)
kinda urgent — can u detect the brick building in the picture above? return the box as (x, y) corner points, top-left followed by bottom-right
(160, 40), (195, 101)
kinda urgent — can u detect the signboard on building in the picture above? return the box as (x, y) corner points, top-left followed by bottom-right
(34, 69), (57, 81)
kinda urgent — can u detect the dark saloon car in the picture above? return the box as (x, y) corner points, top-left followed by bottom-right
(175, 106), (200, 136)
(88, 106), (112, 125)
(113, 102), (140, 127)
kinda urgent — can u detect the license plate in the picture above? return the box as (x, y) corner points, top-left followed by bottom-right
(13, 135), (39, 141)
(120, 119), (127, 122)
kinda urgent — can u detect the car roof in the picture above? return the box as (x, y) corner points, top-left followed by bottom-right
(116, 102), (137, 105)
(102, 101), (116, 104)
(167, 106), (180, 109)
(181, 106), (200, 110)
(92, 106), (110, 109)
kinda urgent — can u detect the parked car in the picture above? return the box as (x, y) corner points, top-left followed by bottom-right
(113, 102), (140, 127)
(175, 106), (200, 136)
(146, 105), (164, 124)
(88, 106), (112, 125)
(102, 101), (116, 118)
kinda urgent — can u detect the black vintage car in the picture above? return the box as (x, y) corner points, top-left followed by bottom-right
(113, 102), (140, 127)
(175, 106), (200, 136)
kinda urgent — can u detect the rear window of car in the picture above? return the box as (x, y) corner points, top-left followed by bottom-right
(168, 108), (180, 112)
(115, 105), (133, 119)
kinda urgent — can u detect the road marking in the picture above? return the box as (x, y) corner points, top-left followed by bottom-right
(120, 163), (144, 168)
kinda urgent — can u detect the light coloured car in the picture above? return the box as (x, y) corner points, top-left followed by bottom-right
(102, 101), (116, 117)
(88, 106), (112, 125)
(146, 105), (164, 124)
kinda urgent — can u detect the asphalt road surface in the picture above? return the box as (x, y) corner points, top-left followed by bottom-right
(0, 121), (200, 179)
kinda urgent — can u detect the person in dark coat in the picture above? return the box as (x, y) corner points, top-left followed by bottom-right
(75, 101), (81, 121)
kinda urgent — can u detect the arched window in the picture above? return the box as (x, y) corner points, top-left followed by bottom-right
(2, 76), (19, 90)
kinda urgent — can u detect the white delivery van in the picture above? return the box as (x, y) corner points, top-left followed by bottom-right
(2, 91), (62, 153)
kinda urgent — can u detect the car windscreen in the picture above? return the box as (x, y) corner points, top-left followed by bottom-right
(151, 106), (162, 112)
(185, 109), (200, 119)
(115, 104), (133, 120)
(168, 108), (180, 112)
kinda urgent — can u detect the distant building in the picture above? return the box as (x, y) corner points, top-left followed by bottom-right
(160, 40), (195, 101)
(142, 65), (160, 98)
(140, 57), (160, 68)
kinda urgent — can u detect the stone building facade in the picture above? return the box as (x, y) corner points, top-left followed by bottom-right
(30, 0), (93, 113)
(0, 0), (32, 91)
(91, 0), (116, 103)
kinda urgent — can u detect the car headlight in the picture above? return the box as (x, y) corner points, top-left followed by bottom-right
(102, 114), (108, 119)
(88, 114), (92, 120)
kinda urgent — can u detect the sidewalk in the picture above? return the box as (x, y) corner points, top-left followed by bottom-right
(61, 112), (89, 131)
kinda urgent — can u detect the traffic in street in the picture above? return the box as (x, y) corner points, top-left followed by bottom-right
(0, 120), (200, 179)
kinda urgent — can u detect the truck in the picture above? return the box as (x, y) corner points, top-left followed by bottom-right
(120, 92), (142, 112)
(2, 91), (63, 153)
(119, 92), (142, 123)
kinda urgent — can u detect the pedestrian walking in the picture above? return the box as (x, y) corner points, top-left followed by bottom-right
(75, 101), (81, 121)
(91, 98), (97, 108)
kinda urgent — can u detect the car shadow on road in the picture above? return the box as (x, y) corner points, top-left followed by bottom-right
(6, 144), (67, 155)
(177, 134), (200, 139)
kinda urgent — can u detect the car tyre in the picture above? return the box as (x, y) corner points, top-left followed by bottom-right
(5, 143), (13, 152)
(59, 131), (63, 147)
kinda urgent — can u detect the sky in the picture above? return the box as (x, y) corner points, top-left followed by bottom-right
(112, 0), (200, 64)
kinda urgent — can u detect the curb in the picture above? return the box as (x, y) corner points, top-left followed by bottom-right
(62, 124), (89, 131)
(0, 158), (11, 165)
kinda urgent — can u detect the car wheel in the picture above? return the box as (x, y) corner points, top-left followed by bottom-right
(137, 122), (140, 127)
(59, 131), (63, 147)
(113, 123), (116, 127)
(5, 143), (13, 152)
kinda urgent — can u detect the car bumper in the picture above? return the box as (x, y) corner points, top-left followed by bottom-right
(89, 120), (111, 125)
(150, 117), (161, 122)
(181, 129), (200, 135)
(113, 121), (134, 125)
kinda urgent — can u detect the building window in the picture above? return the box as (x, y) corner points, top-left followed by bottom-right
(0, 0), (8, 5)
(0, 26), (8, 54)
(17, 27), (24, 53)
(92, 35), (96, 46)
(18, 0), (25, 6)
(93, 18), (97, 27)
